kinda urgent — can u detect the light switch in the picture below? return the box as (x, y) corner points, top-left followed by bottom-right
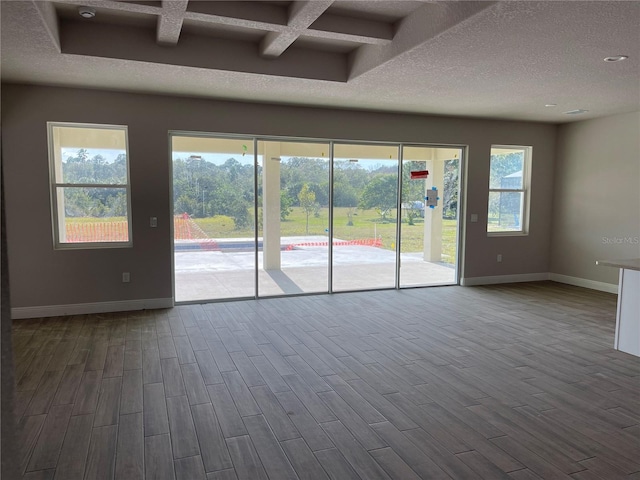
(150, 217), (157, 228)
(470, 214), (478, 223)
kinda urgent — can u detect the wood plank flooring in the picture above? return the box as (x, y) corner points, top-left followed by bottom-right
(12, 281), (640, 479)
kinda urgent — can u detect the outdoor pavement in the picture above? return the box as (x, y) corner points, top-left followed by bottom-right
(175, 236), (456, 302)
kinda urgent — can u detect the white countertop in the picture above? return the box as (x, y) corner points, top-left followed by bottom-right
(596, 258), (640, 271)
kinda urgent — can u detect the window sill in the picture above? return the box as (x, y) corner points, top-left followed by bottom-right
(55, 242), (133, 250)
(487, 231), (528, 238)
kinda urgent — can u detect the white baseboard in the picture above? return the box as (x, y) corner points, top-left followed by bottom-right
(11, 298), (174, 319)
(549, 273), (618, 294)
(461, 272), (550, 286)
(9, 274), (617, 318)
(460, 272), (618, 294)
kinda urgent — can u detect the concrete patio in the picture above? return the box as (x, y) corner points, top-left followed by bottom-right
(174, 238), (456, 302)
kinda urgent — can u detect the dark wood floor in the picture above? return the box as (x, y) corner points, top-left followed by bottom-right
(12, 281), (640, 480)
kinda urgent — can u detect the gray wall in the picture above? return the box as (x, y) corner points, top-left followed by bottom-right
(551, 111), (640, 285)
(1, 84), (557, 309)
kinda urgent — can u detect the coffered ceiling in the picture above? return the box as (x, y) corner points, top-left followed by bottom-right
(1, 1), (639, 122)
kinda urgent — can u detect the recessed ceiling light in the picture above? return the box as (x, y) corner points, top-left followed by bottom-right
(545, 104), (557, 107)
(78, 7), (96, 18)
(564, 109), (589, 115)
(604, 55), (628, 62)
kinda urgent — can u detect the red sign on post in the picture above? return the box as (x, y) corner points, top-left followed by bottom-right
(410, 170), (429, 179)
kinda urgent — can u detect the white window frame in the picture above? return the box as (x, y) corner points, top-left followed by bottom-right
(47, 122), (133, 249)
(487, 145), (532, 236)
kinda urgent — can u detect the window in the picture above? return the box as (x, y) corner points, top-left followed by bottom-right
(487, 145), (531, 235)
(48, 122), (132, 248)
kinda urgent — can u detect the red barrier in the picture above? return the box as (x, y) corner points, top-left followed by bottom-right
(286, 238), (382, 250)
(174, 215), (194, 240)
(174, 216), (219, 250)
(66, 218), (380, 252)
(65, 221), (129, 242)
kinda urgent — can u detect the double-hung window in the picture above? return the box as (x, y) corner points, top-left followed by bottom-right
(48, 122), (132, 248)
(487, 145), (531, 235)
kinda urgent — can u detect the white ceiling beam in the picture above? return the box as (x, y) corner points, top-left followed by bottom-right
(185, 9), (393, 46)
(186, 1), (288, 27)
(183, 11), (288, 34)
(260, 0), (334, 59)
(302, 28), (391, 46)
(306, 13), (393, 45)
(33, 1), (61, 52)
(156, 0), (187, 46)
(348, 2), (497, 80)
(61, 21), (348, 82)
(55, 0), (393, 48)
(260, 31), (297, 58)
(57, 0), (162, 15)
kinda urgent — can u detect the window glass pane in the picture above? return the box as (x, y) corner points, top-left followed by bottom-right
(49, 123), (131, 247)
(52, 126), (128, 184)
(58, 187), (129, 243)
(172, 136), (256, 301)
(332, 144), (398, 292)
(489, 148), (524, 190)
(400, 146), (461, 287)
(257, 140), (330, 297)
(487, 191), (524, 232)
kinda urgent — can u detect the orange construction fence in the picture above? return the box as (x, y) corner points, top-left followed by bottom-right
(65, 221), (129, 242)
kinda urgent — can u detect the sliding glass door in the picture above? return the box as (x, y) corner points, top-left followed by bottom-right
(400, 146), (462, 287)
(332, 143), (399, 292)
(172, 135), (255, 302)
(172, 133), (463, 303)
(257, 140), (330, 296)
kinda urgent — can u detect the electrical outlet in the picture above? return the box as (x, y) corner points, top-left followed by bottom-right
(150, 217), (157, 228)
(497, 254), (502, 263)
(470, 213), (478, 223)
(122, 272), (130, 283)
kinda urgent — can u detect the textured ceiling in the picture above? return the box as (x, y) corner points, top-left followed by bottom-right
(1, 0), (639, 123)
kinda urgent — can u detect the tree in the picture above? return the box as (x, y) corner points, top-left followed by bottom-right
(401, 161), (426, 225)
(346, 206), (357, 226)
(442, 159), (459, 219)
(61, 149), (129, 218)
(280, 191), (293, 221)
(172, 156), (254, 228)
(298, 183), (316, 234)
(333, 181), (359, 208)
(175, 194), (197, 216)
(210, 183), (251, 227)
(359, 174), (397, 221)
(281, 157), (329, 189)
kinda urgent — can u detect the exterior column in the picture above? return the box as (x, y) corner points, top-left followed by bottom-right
(262, 142), (281, 270)
(423, 154), (444, 262)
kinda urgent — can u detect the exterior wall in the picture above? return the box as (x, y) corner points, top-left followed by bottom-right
(1, 84), (557, 309)
(551, 111), (640, 287)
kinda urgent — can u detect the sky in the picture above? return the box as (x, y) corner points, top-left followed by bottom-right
(172, 151), (394, 171)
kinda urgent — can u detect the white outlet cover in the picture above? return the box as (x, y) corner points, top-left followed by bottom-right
(470, 214), (478, 223)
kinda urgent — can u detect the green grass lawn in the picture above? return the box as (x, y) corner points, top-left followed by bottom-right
(192, 207), (458, 265)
